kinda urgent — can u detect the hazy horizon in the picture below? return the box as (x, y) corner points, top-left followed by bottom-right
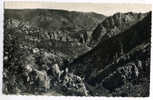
(5, 2), (152, 16)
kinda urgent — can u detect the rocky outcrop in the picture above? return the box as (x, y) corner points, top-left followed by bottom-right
(3, 42), (88, 96)
(61, 73), (88, 96)
(90, 12), (147, 47)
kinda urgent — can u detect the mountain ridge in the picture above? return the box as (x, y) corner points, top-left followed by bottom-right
(90, 11), (147, 47)
(70, 11), (151, 87)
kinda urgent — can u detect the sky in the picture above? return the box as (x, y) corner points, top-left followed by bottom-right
(4, 1), (152, 16)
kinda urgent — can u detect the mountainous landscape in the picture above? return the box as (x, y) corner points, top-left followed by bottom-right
(3, 9), (151, 96)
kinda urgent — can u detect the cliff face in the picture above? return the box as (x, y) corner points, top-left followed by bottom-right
(70, 12), (151, 96)
(90, 12), (147, 47)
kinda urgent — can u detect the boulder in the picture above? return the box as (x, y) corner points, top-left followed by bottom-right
(103, 62), (139, 91)
(34, 70), (50, 90)
(62, 73), (88, 96)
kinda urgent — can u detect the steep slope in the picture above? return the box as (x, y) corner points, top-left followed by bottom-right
(70, 12), (151, 96)
(90, 12), (147, 47)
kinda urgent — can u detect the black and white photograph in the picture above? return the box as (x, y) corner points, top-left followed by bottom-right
(2, 1), (152, 97)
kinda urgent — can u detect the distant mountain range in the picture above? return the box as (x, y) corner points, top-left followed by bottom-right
(5, 9), (106, 58)
(5, 9), (105, 33)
